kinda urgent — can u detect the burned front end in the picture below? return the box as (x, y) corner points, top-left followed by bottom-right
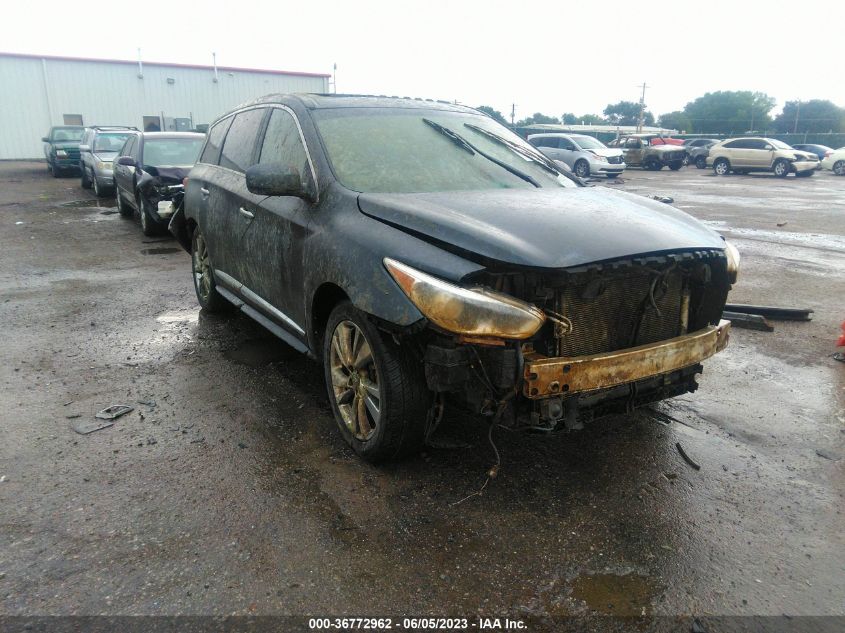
(391, 249), (734, 431)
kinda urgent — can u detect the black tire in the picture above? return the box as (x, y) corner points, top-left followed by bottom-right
(139, 198), (161, 236)
(644, 158), (662, 171)
(669, 161), (683, 171)
(833, 160), (845, 176)
(115, 187), (133, 218)
(81, 167), (92, 189)
(795, 170), (814, 178)
(695, 155), (707, 169)
(191, 225), (229, 313)
(574, 159), (590, 178)
(51, 164), (62, 178)
(323, 301), (429, 462)
(773, 159), (790, 178)
(713, 158), (730, 176)
(93, 175), (109, 198)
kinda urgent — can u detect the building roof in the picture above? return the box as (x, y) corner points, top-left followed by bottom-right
(0, 51), (331, 79)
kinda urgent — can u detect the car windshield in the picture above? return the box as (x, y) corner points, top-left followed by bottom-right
(571, 135), (606, 150)
(770, 139), (792, 150)
(94, 133), (133, 152)
(52, 128), (83, 142)
(143, 137), (204, 168)
(312, 108), (575, 193)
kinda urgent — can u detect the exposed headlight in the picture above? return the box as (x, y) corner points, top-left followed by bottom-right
(384, 258), (545, 340)
(724, 241), (740, 284)
(55, 149), (68, 157)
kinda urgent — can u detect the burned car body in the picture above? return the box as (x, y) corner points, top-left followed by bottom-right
(113, 132), (205, 236)
(178, 95), (737, 461)
(608, 134), (687, 170)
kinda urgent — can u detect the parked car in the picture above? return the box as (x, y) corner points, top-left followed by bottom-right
(648, 136), (685, 146)
(820, 147), (845, 175)
(42, 126), (84, 177)
(79, 126), (138, 197)
(527, 133), (625, 178)
(172, 94), (736, 462)
(791, 144), (834, 161)
(684, 139), (720, 169)
(113, 132), (205, 235)
(707, 137), (820, 177)
(607, 134), (686, 170)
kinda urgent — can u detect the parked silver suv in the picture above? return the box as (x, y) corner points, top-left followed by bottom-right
(528, 133), (625, 178)
(79, 126), (138, 196)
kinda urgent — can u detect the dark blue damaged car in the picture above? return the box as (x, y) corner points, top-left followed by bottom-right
(172, 94), (738, 462)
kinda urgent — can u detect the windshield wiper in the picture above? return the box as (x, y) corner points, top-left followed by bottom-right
(462, 123), (561, 176)
(423, 118), (540, 187)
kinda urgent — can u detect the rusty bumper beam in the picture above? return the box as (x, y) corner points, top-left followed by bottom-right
(523, 320), (731, 399)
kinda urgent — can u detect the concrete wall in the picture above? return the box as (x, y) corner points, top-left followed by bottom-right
(0, 54), (330, 159)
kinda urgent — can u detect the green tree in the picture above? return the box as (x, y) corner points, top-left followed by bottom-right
(561, 113), (578, 125)
(603, 101), (654, 126)
(578, 114), (607, 125)
(476, 105), (509, 125)
(658, 110), (692, 133)
(773, 100), (845, 134)
(516, 112), (560, 127)
(683, 91), (775, 134)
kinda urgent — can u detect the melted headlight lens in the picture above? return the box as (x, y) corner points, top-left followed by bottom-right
(384, 258), (545, 340)
(724, 240), (740, 283)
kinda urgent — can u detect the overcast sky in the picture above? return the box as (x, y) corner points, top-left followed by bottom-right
(4, 0), (843, 121)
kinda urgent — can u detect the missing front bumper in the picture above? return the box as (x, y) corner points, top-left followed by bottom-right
(523, 319), (731, 399)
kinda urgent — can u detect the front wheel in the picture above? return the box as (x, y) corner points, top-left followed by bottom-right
(795, 170), (814, 178)
(323, 301), (429, 462)
(644, 158), (662, 171)
(191, 226), (228, 312)
(669, 161), (683, 171)
(695, 155), (707, 169)
(713, 158), (730, 176)
(81, 167), (92, 189)
(574, 159), (590, 178)
(116, 187), (133, 217)
(139, 198), (161, 236)
(833, 160), (845, 176)
(773, 159), (790, 178)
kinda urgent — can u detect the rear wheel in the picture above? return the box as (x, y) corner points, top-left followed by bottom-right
(682, 153), (690, 166)
(773, 159), (790, 178)
(574, 159), (590, 178)
(713, 158), (730, 176)
(191, 226), (228, 312)
(833, 160), (845, 176)
(644, 157), (662, 171)
(669, 161), (683, 171)
(695, 155), (707, 169)
(323, 301), (429, 462)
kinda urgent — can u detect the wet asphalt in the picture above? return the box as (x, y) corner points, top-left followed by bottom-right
(0, 162), (843, 624)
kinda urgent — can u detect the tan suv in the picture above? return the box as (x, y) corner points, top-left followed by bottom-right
(707, 137), (820, 177)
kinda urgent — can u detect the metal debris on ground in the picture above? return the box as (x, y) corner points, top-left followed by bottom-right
(676, 442), (702, 470)
(724, 304), (813, 321)
(722, 311), (774, 332)
(651, 195), (674, 204)
(65, 413), (81, 419)
(95, 404), (134, 420)
(833, 352), (845, 363)
(71, 419), (114, 435)
(815, 449), (841, 461)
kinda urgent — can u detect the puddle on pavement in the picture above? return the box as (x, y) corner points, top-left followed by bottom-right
(60, 198), (117, 209)
(141, 247), (181, 255)
(702, 220), (845, 251)
(224, 338), (299, 367)
(570, 573), (658, 616)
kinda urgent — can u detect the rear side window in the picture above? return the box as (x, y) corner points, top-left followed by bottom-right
(121, 136), (137, 157)
(199, 117), (233, 165)
(219, 109), (266, 173)
(531, 137), (558, 149)
(258, 109), (311, 178)
(723, 139), (745, 149)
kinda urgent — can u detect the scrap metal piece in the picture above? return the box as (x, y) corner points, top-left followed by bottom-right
(95, 404), (134, 420)
(72, 419), (114, 435)
(724, 304), (813, 321)
(722, 311), (774, 332)
(676, 442), (701, 470)
(522, 320), (730, 399)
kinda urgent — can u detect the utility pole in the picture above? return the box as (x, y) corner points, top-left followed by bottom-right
(636, 82), (649, 133)
(793, 100), (800, 134)
(332, 63), (337, 94)
(510, 103), (516, 126)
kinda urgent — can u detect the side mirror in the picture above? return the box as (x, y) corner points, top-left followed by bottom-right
(79, 144), (91, 152)
(42, 136), (50, 142)
(245, 163), (311, 199)
(764, 145), (773, 151)
(116, 156), (137, 167)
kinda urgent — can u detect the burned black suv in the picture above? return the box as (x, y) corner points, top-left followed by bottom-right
(175, 95), (738, 462)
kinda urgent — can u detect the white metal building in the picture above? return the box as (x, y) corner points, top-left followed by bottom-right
(0, 52), (331, 159)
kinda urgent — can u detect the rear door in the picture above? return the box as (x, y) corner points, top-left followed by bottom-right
(622, 137), (644, 166)
(238, 106), (316, 335)
(114, 135), (138, 206)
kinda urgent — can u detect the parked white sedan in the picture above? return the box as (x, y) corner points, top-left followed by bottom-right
(820, 147), (845, 175)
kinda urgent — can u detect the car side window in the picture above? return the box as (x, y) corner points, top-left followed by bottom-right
(746, 139), (767, 150)
(625, 138), (641, 148)
(258, 108), (311, 180)
(530, 137), (556, 149)
(722, 140), (742, 149)
(560, 139), (576, 151)
(122, 136), (136, 158)
(199, 117), (233, 166)
(131, 137), (142, 161)
(219, 109), (266, 173)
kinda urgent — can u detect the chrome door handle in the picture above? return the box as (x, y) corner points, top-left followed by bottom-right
(239, 207), (254, 219)
(200, 187), (210, 197)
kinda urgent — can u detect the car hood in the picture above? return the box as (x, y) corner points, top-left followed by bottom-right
(357, 187), (725, 269)
(586, 148), (623, 158)
(93, 151), (119, 161)
(51, 142), (80, 150)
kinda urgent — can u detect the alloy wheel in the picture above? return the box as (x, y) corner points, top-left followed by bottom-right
(834, 161), (844, 176)
(329, 320), (380, 441)
(192, 232), (213, 302)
